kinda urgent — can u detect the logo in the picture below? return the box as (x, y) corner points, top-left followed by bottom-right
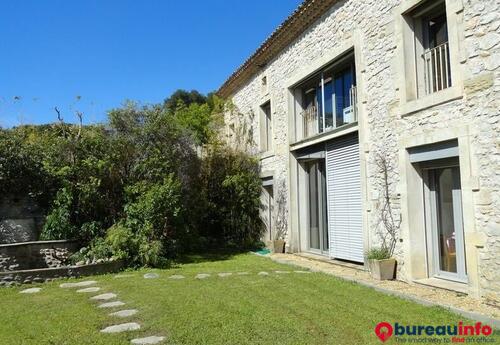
(374, 321), (494, 342)
(375, 322), (393, 342)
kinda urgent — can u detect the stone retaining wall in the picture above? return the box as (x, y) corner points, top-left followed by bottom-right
(0, 260), (124, 286)
(0, 240), (78, 272)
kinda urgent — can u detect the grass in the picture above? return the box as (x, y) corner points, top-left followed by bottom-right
(0, 253), (494, 345)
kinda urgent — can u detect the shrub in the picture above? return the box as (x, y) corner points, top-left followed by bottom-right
(199, 146), (264, 248)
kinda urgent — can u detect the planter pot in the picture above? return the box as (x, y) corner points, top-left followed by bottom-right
(369, 258), (396, 280)
(272, 240), (285, 254)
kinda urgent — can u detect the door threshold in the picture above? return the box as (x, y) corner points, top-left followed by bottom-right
(414, 277), (469, 295)
(295, 252), (366, 271)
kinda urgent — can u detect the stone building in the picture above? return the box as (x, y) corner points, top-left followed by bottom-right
(218, 0), (499, 300)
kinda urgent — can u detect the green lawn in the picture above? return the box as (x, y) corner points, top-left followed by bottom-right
(0, 253), (490, 345)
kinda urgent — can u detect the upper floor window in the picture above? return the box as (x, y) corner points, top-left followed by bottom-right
(408, 1), (451, 98)
(294, 52), (357, 140)
(260, 101), (272, 152)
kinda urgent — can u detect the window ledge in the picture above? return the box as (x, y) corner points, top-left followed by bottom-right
(259, 151), (275, 160)
(290, 122), (358, 151)
(400, 86), (463, 117)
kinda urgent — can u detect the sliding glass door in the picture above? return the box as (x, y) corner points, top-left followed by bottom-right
(425, 164), (467, 282)
(306, 160), (329, 254)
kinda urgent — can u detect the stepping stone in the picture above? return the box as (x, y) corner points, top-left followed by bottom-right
(114, 274), (134, 279)
(98, 301), (126, 308)
(294, 270), (311, 274)
(100, 322), (140, 333)
(109, 309), (138, 318)
(237, 272), (249, 275)
(91, 293), (117, 301)
(131, 336), (166, 344)
(258, 271), (269, 276)
(169, 274), (185, 280)
(60, 280), (97, 288)
(275, 270), (291, 274)
(143, 273), (159, 279)
(20, 287), (41, 294)
(195, 273), (210, 279)
(218, 272), (232, 277)
(76, 287), (100, 293)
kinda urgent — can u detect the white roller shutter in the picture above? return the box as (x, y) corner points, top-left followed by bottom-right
(326, 134), (364, 262)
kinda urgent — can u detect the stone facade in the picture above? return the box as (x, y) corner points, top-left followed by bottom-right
(222, 0), (499, 300)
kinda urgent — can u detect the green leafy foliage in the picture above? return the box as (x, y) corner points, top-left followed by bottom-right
(1, 91), (263, 267)
(365, 247), (391, 260)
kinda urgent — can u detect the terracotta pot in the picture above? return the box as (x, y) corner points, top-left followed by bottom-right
(272, 240), (285, 253)
(369, 258), (396, 280)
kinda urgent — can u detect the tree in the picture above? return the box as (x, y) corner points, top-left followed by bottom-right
(163, 89), (207, 113)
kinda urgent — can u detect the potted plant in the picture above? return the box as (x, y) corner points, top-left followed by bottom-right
(272, 181), (287, 254)
(367, 152), (401, 280)
(366, 247), (396, 280)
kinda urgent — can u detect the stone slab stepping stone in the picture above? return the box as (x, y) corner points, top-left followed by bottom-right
(60, 280), (97, 288)
(99, 301), (126, 308)
(76, 287), (100, 293)
(20, 288), (41, 294)
(294, 270), (311, 274)
(237, 272), (249, 275)
(143, 273), (159, 279)
(100, 322), (140, 333)
(275, 270), (291, 274)
(195, 273), (210, 279)
(218, 272), (232, 277)
(91, 293), (117, 301)
(169, 274), (185, 279)
(131, 336), (166, 344)
(109, 309), (138, 318)
(258, 271), (269, 276)
(114, 274), (134, 279)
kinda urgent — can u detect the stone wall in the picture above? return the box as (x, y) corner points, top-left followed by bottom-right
(0, 195), (44, 244)
(0, 240), (78, 272)
(0, 260), (124, 286)
(224, 0), (499, 299)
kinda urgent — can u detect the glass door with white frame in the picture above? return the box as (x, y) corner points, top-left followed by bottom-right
(425, 164), (467, 282)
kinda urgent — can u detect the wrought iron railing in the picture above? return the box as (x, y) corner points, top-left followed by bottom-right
(422, 42), (451, 95)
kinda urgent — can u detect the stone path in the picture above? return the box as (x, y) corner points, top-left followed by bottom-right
(143, 273), (159, 279)
(52, 268), (316, 344)
(77, 287), (101, 293)
(58, 279), (166, 344)
(91, 293), (117, 301)
(20, 287), (41, 294)
(60, 280), (97, 288)
(109, 309), (138, 317)
(169, 274), (185, 279)
(195, 273), (210, 279)
(131, 336), (166, 344)
(98, 301), (126, 308)
(101, 322), (141, 333)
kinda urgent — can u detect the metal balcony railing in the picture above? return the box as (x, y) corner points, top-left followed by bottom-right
(422, 42), (451, 95)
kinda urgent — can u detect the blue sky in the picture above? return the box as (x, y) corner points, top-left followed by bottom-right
(0, 0), (301, 127)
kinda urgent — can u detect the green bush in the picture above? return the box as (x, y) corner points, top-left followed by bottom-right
(199, 145), (264, 248)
